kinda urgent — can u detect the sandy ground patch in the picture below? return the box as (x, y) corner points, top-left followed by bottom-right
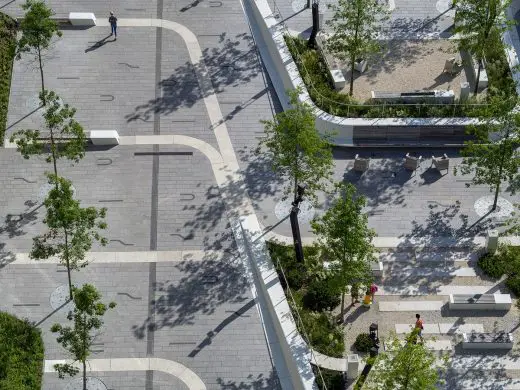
(336, 39), (468, 101)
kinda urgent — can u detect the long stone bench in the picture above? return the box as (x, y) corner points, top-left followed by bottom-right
(90, 130), (120, 146)
(449, 294), (512, 310)
(371, 90), (455, 104)
(462, 332), (513, 350)
(69, 12), (97, 26)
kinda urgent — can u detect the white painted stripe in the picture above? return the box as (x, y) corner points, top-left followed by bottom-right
(11, 250), (227, 264)
(379, 301), (445, 312)
(45, 358), (206, 390)
(395, 323), (484, 334)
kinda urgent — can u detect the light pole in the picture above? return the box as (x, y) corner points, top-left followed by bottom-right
(308, 0), (320, 47)
(290, 184), (306, 263)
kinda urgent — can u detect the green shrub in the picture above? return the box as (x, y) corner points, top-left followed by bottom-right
(0, 311), (44, 389)
(313, 366), (345, 390)
(354, 333), (374, 352)
(478, 252), (506, 279)
(506, 275), (520, 297)
(0, 13), (16, 143)
(299, 310), (345, 358)
(303, 277), (341, 312)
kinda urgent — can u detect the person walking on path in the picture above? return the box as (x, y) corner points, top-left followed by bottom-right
(109, 12), (118, 39)
(414, 313), (424, 343)
(351, 282), (360, 306)
(370, 283), (378, 303)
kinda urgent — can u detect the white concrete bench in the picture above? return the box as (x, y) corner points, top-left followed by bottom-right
(330, 69), (346, 90)
(371, 261), (384, 277)
(449, 294), (512, 310)
(90, 130), (119, 146)
(462, 332), (513, 350)
(69, 12), (96, 26)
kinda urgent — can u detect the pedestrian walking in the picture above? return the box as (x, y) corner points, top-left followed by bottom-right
(351, 282), (360, 306)
(109, 11), (118, 39)
(370, 283), (378, 303)
(414, 313), (424, 343)
(362, 289), (372, 308)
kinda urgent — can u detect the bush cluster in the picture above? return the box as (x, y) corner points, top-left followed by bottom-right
(0, 312), (44, 389)
(478, 246), (520, 296)
(313, 366), (345, 390)
(354, 332), (375, 352)
(303, 276), (341, 312)
(0, 13), (16, 142)
(284, 33), (516, 119)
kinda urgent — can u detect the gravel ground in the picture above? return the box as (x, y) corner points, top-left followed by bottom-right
(333, 39), (468, 101)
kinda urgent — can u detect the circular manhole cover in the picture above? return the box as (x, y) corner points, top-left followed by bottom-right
(474, 196), (514, 219)
(274, 198), (315, 224)
(436, 0), (456, 17)
(292, 0), (307, 13)
(64, 377), (107, 390)
(50, 285), (75, 311)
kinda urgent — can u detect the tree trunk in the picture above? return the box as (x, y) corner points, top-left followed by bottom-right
(49, 128), (59, 182)
(474, 59), (481, 96)
(82, 359), (87, 390)
(349, 60), (355, 96)
(492, 128), (510, 211)
(340, 291), (345, 319)
(65, 231), (73, 300)
(37, 46), (45, 105)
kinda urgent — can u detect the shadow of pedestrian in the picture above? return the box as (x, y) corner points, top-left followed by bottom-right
(85, 35), (113, 53)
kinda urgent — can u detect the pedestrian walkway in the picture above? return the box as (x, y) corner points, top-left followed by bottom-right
(44, 358), (206, 390)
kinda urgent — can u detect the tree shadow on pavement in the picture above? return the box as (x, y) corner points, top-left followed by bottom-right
(131, 252), (251, 338)
(216, 370), (281, 389)
(0, 200), (42, 239)
(125, 33), (260, 122)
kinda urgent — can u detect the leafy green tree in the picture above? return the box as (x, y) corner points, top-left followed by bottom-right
(365, 331), (448, 390)
(325, 0), (389, 95)
(31, 175), (107, 300)
(51, 284), (116, 390)
(10, 90), (86, 180)
(453, 0), (513, 95)
(16, 0), (62, 103)
(260, 89), (334, 202)
(454, 97), (520, 212)
(311, 183), (376, 319)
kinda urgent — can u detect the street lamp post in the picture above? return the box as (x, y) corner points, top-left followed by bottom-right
(308, 0), (320, 47)
(290, 184), (306, 263)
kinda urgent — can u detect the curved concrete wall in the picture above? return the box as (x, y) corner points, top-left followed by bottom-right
(245, 0), (488, 146)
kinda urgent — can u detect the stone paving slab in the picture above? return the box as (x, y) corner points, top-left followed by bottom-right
(379, 300), (445, 311)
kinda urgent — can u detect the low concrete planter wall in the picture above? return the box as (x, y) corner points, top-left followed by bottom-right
(244, 0), (520, 146)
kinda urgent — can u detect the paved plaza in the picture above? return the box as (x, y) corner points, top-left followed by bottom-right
(0, 0), (519, 389)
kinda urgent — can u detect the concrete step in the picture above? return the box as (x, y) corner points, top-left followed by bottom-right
(385, 266), (477, 277)
(379, 300), (445, 312)
(384, 339), (452, 351)
(380, 285), (498, 296)
(395, 322), (484, 334)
